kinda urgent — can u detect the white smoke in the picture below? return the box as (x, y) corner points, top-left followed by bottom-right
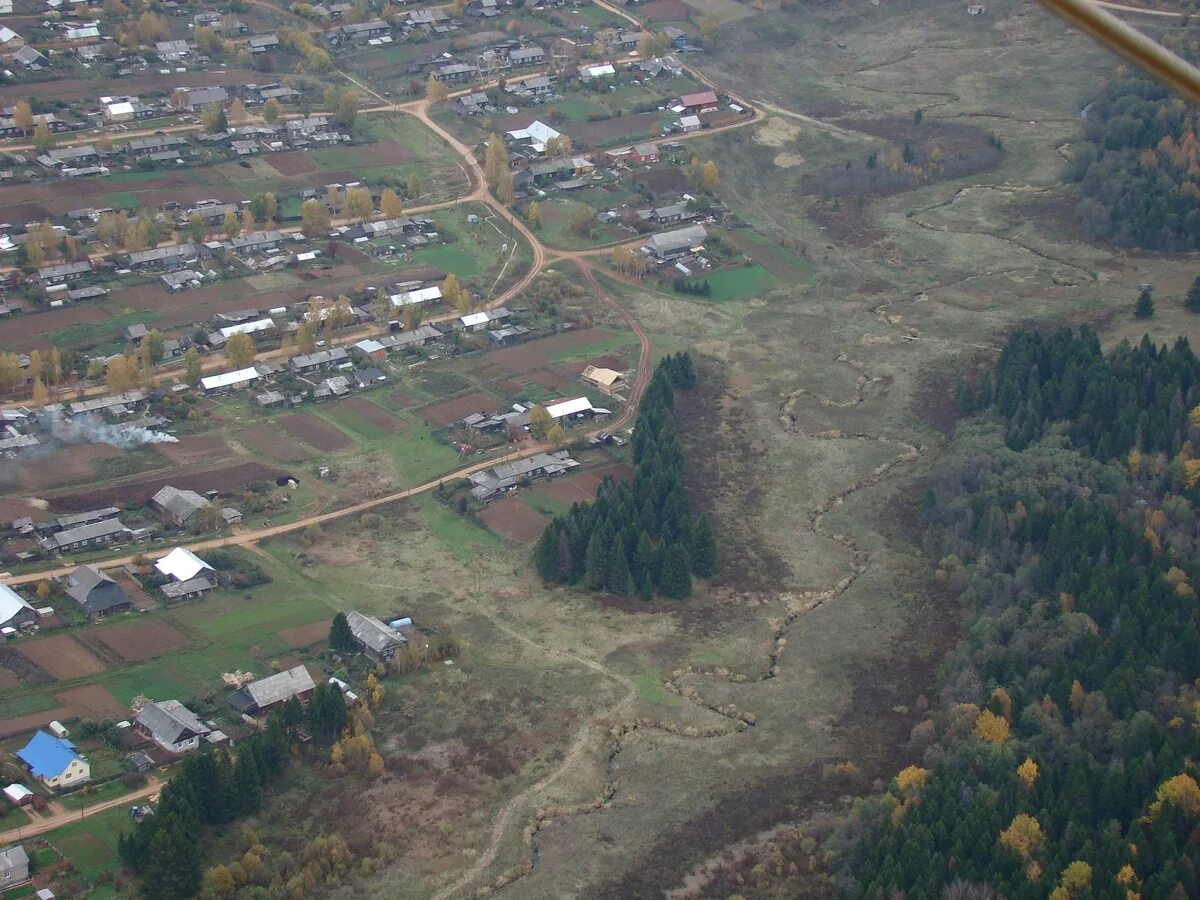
(36, 409), (179, 450)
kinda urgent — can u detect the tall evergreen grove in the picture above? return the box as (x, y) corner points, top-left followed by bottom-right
(533, 352), (716, 599)
(118, 691), (349, 897)
(842, 329), (1200, 898)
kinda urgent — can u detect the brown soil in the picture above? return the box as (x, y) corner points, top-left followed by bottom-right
(488, 328), (617, 372)
(336, 397), (405, 432)
(419, 392), (500, 427)
(90, 618), (191, 663)
(266, 152), (318, 176)
(633, 166), (689, 195)
(0, 67), (267, 108)
(159, 434), (231, 467)
(279, 413), (354, 452)
(639, 0), (692, 19)
(48, 461), (283, 511)
(14, 445), (124, 492)
(0, 499), (51, 526)
(56, 683), (127, 719)
(478, 496), (549, 542)
(530, 463), (633, 505)
(15, 634), (107, 680)
(278, 620), (331, 648)
(0, 306), (105, 343)
(241, 424), (313, 463)
(570, 112), (663, 148)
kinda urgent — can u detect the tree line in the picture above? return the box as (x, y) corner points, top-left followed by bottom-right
(533, 353), (716, 599)
(1070, 52), (1200, 250)
(118, 686), (349, 898)
(957, 325), (1200, 461)
(841, 328), (1200, 898)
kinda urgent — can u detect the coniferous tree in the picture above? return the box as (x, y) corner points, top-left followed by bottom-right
(637, 570), (654, 602)
(329, 611), (355, 652)
(607, 544), (632, 596)
(1135, 289), (1155, 319)
(585, 527), (611, 591)
(690, 514), (717, 578)
(534, 524), (558, 581)
(533, 353), (713, 601)
(658, 543), (693, 599)
(1186, 276), (1200, 312)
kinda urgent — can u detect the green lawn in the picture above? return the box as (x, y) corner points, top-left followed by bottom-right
(48, 804), (131, 880)
(522, 490), (572, 520)
(416, 494), (501, 560)
(633, 672), (680, 706)
(692, 265), (779, 302)
(415, 245), (491, 280)
(49, 309), (160, 349)
(388, 420), (468, 487)
(550, 333), (637, 364)
(321, 402), (391, 441)
(0, 691), (58, 720)
(60, 780), (134, 811)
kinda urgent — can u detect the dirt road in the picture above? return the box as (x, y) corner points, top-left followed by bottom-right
(0, 778), (161, 845)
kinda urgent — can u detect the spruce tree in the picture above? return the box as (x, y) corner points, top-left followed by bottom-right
(637, 570), (654, 602)
(1135, 289), (1154, 319)
(329, 612), (355, 653)
(1187, 276), (1200, 312)
(607, 545), (632, 596)
(554, 531), (574, 581)
(585, 527), (610, 591)
(690, 514), (717, 578)
(658, 543), (693, 599)
(234, 753), (263, 815)
(534, 524), (558, 581)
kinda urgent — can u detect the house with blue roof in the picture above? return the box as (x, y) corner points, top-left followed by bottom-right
(16, 731), (90, 791)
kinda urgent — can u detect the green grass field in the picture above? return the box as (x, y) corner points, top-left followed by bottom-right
(322, 403), (392, 441)
(49, 310), (160, 349)
(416, 494), (501, 561)
(697, 265), (779, 302)
(60, 780), (135, 811)
(633, 672), (681, 706)
(48, 805), (131, 880)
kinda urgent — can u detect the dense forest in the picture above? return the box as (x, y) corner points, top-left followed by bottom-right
(533, 352), (717, 599)
(841, 329), (1200, 897)
(1071, 29), (1200, 249)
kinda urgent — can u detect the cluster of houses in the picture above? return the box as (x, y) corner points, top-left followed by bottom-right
(25, 111), (344, 183)
(468, 449), (580, 501)
(197, 301), (523, 402)
(0, 79), (304, 156)
(0, 395), (167, 465)
(6, 186), (439, 312)
(0, 543), (227, 636)
(0, 467), (244, 564)
(0, 24), (49, 72)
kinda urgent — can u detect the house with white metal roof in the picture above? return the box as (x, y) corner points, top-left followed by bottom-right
(155, 547), (213, 582)
(0, 585), (35, 631)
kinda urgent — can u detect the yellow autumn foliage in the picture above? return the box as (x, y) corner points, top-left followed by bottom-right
(894, 765), (928, 795)
(999, 813), (1044, 858)
(1017, 758), (1039, 789)
(1057, 861), (1093, 896)
(974, 709), (1010, 743)
(1183, 457), (1200, 489)
(1147, 773), (1200, 821)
